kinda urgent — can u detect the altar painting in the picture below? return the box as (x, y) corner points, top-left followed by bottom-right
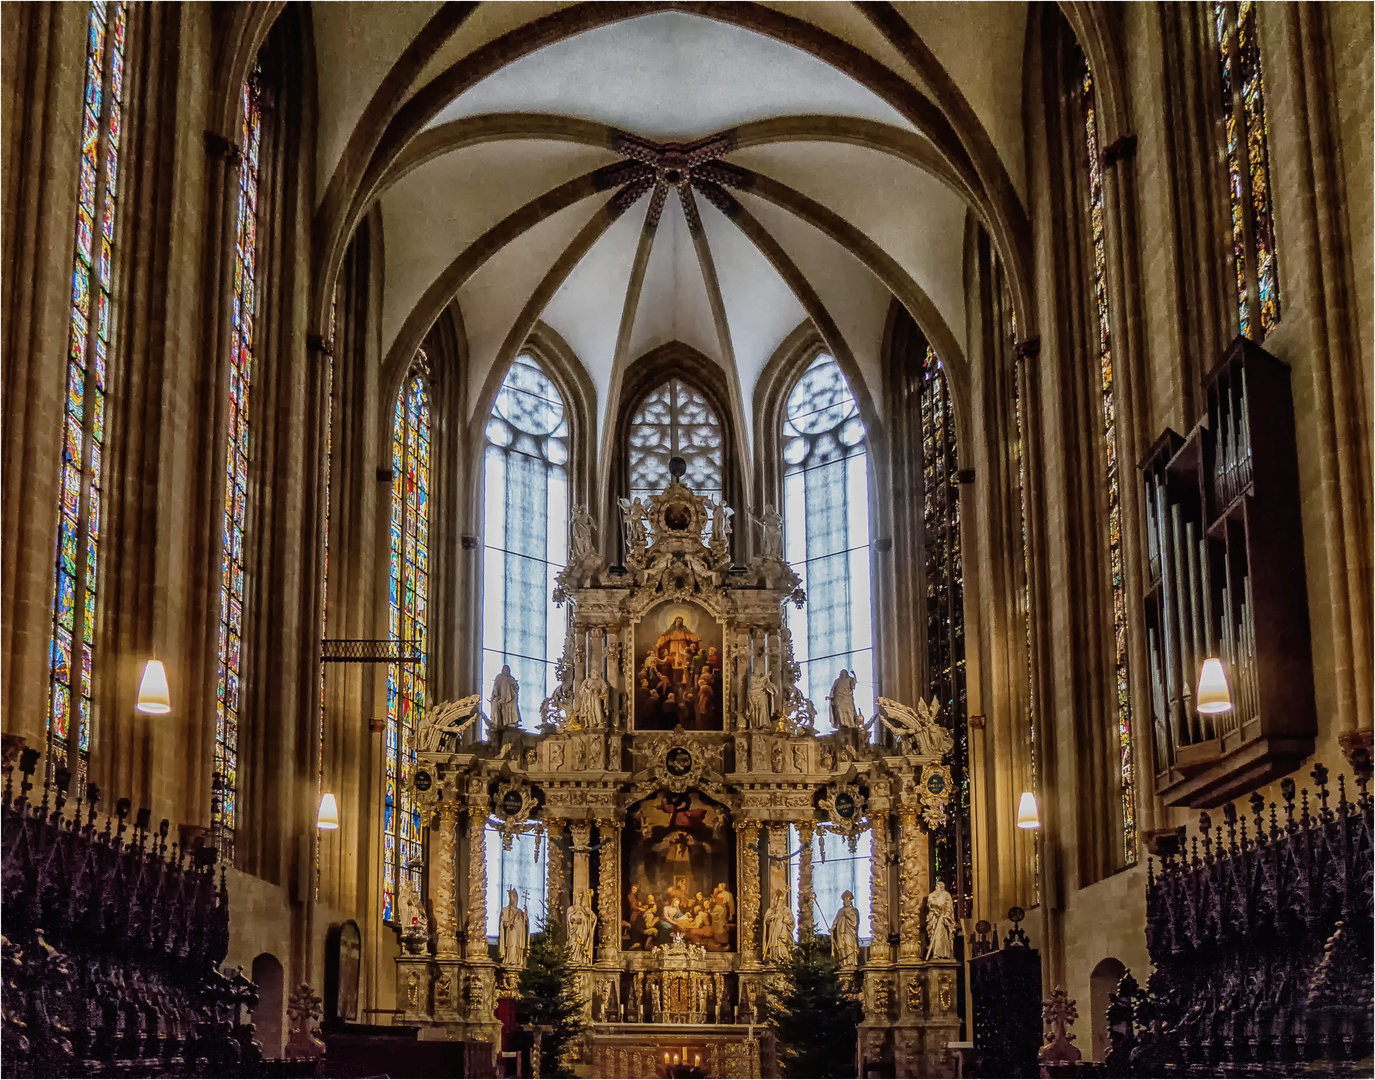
(623, 790), (735, 953)
(634, 601), (724, 731)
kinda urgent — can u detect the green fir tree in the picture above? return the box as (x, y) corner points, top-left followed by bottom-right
(515, 920), (587, 1078)
(766, 933), (863, 1079)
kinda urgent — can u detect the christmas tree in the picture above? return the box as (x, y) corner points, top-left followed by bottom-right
(515, 921), (587, 1078)
(766, 933), (863, 1079)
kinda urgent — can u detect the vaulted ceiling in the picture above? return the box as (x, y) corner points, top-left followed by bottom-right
(308, 2), (1033, 468)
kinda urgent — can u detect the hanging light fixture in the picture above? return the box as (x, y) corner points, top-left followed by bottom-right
(1196, 658), (1233, 714)
(1016, 791), (1041, 830)
(136, 659), (171, 714)
(317, 792), (340, 830)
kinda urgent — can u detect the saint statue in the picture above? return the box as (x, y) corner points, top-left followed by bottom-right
(829, 669), (859, 729)
(710, 499), (733, 547)
(925, 879), (957, 961)
(746, 671), (777, 730)
(498, 888), (529, 971)
(830, 890), (860, 970)
(490, 665), (521, 730)
(751, 505), (784, 560)
(763, 889), (794, 964)
(574, 670), (609, 731)
(570, 505), (596, 560)
(567, 887), (598, 965)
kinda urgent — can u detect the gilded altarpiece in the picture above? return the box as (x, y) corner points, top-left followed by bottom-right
(400, 478), (959, 1076)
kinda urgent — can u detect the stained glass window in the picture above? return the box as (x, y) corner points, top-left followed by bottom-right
(213, 73), (262, 861)
(1215, 0), (1280, 339)
(382, 357), (431, 923)
(921, 347), (970, 916)
(485, 828), (548, 936)
(47, 0), (128, 771)
(481, 356), (568, 729)
(782, 355), (874, 732)
(627, 380), (723, 500)
(788, 826), (872, 941)
(1083, 61), (1137, 866)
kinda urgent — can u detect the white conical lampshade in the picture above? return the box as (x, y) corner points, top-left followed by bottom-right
(1016, 791), (1041, 830)
(1196, 658), (1233, 715)
(317, 792), (340, 830)
(136, 660), (171, 714)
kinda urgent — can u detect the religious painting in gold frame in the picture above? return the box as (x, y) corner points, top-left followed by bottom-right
(632, 600), (726, 731)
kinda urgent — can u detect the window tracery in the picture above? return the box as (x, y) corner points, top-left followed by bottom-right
(781, 355), (874, 732)
(48, 0), (127, 771)
(1083, 60), (1137, 866)
(383, 357), (430, 922)
(481, 356), (569, 725)
(627, 379), (723, 500)
(1215, 0), (1280, 340)
(213, 72), (262, 859)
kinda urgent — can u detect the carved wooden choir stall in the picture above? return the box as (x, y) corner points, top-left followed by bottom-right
(394, 476), (963, 1077)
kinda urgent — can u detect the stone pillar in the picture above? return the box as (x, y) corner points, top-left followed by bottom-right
(797, 822), (815, 937)
(738, 821), (761, 964)
(868, 812), (891, 962)
(570, 821), (592, 898)
(596, 817), (621, 961)
(431, 800), (462, 957)
(546, 817), (567, 925)
(767, 823), (791, 905)
(897, 805), (927, 960)
(466, 805), (489, 954)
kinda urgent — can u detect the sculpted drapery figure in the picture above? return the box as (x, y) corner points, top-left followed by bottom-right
(567, 887), (598, 965)
(751, 505), (784, 560)
(830, 890), (860, 970)
(618, 495), (650, 557)
(574, 670), (609, 731)
(925, 879), (957, 960)
(829, 669), (859, 729)
(763, 889), (794, 964)
(490, 665), (521, 730)
(746, 671), (776, 730)
(498, 888), (529, 970)
(570, 504), (596, 560)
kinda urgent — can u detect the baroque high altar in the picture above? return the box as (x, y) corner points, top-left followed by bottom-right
(400, 474), (961, 1078)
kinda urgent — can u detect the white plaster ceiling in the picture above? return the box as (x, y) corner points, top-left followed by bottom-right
(311, 2), (1033, 474)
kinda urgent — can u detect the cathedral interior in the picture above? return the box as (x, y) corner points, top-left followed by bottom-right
(1, 2), (1371, 1078)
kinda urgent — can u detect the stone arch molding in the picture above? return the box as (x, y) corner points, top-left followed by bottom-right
(305, 2), (1038, 349)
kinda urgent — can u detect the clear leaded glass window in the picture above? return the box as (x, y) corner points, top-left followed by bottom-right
(482, 357), (568, 728)
(485, 828), (548, 935)
(789, 826), (873, 941)
(627, 379), (723, 499)
(782, 355), (874, 733)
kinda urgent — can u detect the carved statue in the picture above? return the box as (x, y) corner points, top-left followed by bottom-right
(498, 888), (529, 971)
(415, 694), (482, 753)
(567, 887), (598, 965)
(831, 890), (861, 970)
(709, 499), (733, 549)
(490, 665), (522, 730)
(751, 505), (784, 560)
(829, 669), (860, 729)
(574, 671), (609, 732)
(925, 880), (957, 961)
(877, 696), (954, 758)
(617, 496), (651, 557)
(763, 890), (794, 964)
(571, 505), (596, 560)
(398, 880), (428, 952)
(746, 671), (777, 730)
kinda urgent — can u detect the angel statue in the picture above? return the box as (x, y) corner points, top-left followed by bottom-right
(617, 496), (651, 558)
(877, 696), (955, 758)
(414, 694), (483, 753)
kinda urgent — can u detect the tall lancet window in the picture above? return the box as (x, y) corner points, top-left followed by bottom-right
(782, 355), (874, 731)
(1083, 61), (1137, 865)
(383, 356), (431, 921)
(1215, 1), (1280, 340)
(213, 74), (262, 858)
(627, 379), (723, 500)
(921, 347), (970, 914)
(482, 357), (568, 727)
(47, 1), (128, 770)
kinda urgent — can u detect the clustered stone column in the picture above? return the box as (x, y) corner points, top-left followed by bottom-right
(797, 822), (815, 937)
(596, 817), (620, 960)
(897, 805), (925, 960)
(868, 812), (891, 962)
(738, 822), (761, 964)
(466, 800), (488, 953)
(432, 800), (462, 958)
